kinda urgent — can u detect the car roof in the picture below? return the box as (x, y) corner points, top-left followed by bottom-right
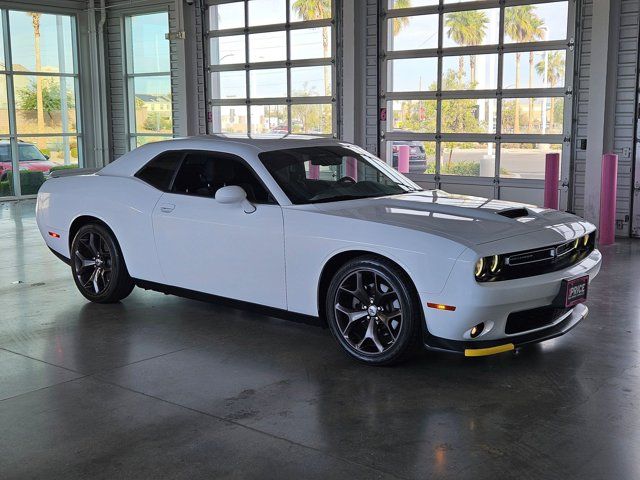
(187, 134), (340, 152)
(97, 134), (351, 179)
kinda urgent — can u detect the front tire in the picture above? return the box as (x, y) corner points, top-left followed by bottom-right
(326, 255), (422, 365)
(70, 223), (135, 303)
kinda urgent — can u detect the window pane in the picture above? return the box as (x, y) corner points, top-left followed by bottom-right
(503, 50), (566, 89)
(1, 140), (48, 196)
(389, 0), (437, 7)
(291, 66), (331, 97)
(290, 27), (332, 60)
(387, 58), (438, 92)
(505, 2), (568, 43)
(19, 136), (79, 167)
(441, 54), (498, 90)
(15, 76), (77, 133)
(441, 98), (497, 134)
(209, 2), (245, 30)
(211, 71), (246, 99)
(500, 144), (562, 179)
(388, 100), (437, 133)
(0, 76), (8, 134)
(250, 68), (287, 98)
(440, 142), (495, 177)
(9, 12), (75, 74)
(210, 35), (246, 65)
(501, 97), (564, 135)
(249, 0), (286, 27)
(290, 0), (332, 22)
(211, 105), (247, 134)
(136, 151), (182, 190)
(386, 141), (436, 174)
(132, 76), (172, 134)
(291, 103), (331, 134)
(129, 13), (170, 74)
(0, 141), (15, 197)
(443, 9), (499, 48)
(249, 31), (287, 62)
(0, 18), (4, 65)
(135, 136), (172, 148)
(388, 14), (438, 51)
(250, 105), (288, 134)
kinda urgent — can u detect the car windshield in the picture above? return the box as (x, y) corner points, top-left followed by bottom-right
(259, 145), (422, 204)
(0, 144), (47, 162)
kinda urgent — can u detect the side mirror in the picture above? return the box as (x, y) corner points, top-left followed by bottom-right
(215, 185), (256, 214)
(44, 155), (50, 160)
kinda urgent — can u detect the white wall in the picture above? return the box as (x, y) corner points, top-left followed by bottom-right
(572, 0), (639, 236)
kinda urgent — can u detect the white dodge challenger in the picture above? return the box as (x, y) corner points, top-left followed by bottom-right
(36, 135), (602, 365)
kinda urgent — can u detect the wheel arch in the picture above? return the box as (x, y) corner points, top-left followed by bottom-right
(68, 215), (120, 254)
(317, 249), (422, 327)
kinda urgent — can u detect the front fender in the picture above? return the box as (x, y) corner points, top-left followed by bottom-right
(283, 207), (467, 316)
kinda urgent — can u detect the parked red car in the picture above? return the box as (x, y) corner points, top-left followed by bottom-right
(0, 141), (56, 181)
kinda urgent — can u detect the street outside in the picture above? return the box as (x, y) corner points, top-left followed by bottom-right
(433, 148), (560, 179)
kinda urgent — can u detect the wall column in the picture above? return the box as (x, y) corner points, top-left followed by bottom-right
(583, 0), (616, 226)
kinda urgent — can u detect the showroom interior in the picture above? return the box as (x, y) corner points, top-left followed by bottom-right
(1, 0), (639, 478)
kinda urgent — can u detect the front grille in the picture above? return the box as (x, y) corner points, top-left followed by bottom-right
(505, 306), (571, 335)
(477, 233), (596, 282)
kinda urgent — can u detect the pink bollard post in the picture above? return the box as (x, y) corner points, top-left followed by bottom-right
(345, 157), (358, 181)
(599, 153), (618, 246)
(308, 163), (320, 180)
(398, 145), (410, 173)
(543, 152), (560, 210)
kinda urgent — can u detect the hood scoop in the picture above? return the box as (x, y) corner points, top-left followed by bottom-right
(496, 208), (530, 219)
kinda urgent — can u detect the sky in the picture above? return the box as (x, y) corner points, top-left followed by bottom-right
(389, 2), (569, 91)
(8, 11), (75, 73)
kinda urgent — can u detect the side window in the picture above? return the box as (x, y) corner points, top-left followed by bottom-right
(135, 151), (183, 191)
(171, 152), (272, 203)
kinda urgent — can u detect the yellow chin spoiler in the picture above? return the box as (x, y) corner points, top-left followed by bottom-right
(464, 343), (515, 357)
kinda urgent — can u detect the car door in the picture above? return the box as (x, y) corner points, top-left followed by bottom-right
(151, 150), (287, 309)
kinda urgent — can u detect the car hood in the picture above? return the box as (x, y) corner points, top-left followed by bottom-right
(308, 190), (593, 246)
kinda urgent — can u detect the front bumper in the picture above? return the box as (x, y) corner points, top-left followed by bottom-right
(424, 303), (588, 356)
(418, 248), (601, 355)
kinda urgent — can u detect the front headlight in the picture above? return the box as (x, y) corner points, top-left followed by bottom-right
(474, 254), (502, 280)
(489, 254), (500, 273)
(474, 257), (484, 277)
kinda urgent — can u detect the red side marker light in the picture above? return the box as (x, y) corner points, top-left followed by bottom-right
(48, 231), (60, 238)
(427, 302), (456, 311)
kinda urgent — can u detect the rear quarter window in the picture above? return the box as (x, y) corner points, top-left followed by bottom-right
(135, 151), (183, 191)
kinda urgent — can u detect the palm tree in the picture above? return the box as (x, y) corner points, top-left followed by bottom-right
(29, 12), (45, 132)
(505, 6), (545, 132)
(527, 19), (546, 128)
(390, 0), (412, 36)
(535, 51), (564, 130)
(445, 10), (489, 84)
(292, 0), (332, 95)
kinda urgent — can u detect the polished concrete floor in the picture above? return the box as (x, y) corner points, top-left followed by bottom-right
(1, 200), (639, 480)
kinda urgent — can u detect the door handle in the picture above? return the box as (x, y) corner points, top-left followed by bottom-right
(159, 203), (175, 213)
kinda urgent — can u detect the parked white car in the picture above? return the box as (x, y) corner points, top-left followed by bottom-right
(36, 135), (601, 365)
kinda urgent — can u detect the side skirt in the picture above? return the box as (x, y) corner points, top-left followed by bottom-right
(134, 279), (323, 328)
(49, 247), (71, 266)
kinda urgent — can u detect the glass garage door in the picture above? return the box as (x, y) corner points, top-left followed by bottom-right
(206, 0), (336, 136)
(380, 0), (575, 207)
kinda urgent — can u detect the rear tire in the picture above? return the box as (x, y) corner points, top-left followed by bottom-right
(70, 223), (135, 303)
(325, 255), (422, 366)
